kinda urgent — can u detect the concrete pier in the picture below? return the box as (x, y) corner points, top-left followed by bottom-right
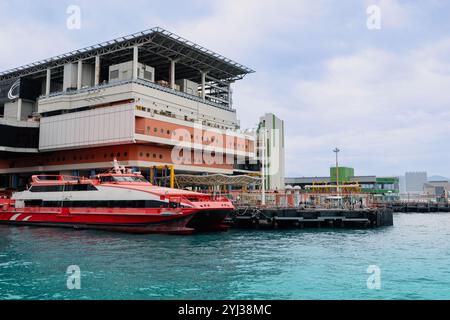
(227, 208), (394, 229)
(388, 202), (450, 213)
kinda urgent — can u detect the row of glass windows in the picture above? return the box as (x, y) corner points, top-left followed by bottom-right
(146, 126), (171, 135)
(41, 151), (130, 164)
(30, 184), (98, 192)
(104, 152), (128, 159)
(361, 184), (397, 190)
(24, 200), (179, 208)
(139, 152), (164, 160)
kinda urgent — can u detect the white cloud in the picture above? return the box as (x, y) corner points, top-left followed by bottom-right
(0, 23), (77, 71)
(175, 0), (324, 60)
(365, 0), (412, 29)
(1, 0), (448, 178)
(278, 41), (450, 176)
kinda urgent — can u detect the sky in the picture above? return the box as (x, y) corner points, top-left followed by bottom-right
(0, 0), (449, 178)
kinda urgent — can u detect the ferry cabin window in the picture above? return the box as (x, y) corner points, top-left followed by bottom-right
(30, 184), (98, 192)
(32, 200), (173, 208)
(113, 176), (148, 183)
(100, 176), (115, 183)
(100, 176), (148, 183)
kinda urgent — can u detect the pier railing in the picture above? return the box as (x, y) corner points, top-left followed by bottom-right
(216, 192), (378, 210)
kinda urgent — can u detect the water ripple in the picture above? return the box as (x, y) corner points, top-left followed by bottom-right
(0, 213), (450, 300)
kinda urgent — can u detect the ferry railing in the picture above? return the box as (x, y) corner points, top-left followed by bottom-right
(32, 175), (89, 183)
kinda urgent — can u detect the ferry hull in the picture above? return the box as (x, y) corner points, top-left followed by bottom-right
(0, 210), (195, 235)
(188, 209), (231, 232)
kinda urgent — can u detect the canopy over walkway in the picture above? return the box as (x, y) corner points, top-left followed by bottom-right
(174, 174), (261, 188)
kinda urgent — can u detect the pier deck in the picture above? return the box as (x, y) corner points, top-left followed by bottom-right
(387, 202), (450, 213)
(227, 208), (393, 229)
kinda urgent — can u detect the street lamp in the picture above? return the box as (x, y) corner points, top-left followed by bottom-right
(261, 128), (268, 206)
(333, 147), (340, 195)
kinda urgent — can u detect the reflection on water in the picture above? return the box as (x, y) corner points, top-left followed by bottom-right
(1, 213), (450, 300)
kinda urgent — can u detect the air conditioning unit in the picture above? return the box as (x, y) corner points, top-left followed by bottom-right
(109, 61), (155, 83)
(138, 65), (155, 82)
(176, 79), (199, 96)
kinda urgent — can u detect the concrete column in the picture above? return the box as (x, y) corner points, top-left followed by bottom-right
(94, 56), (101, 86)
(16, 98), (22, 121)
(45, 68), (51, 96)
(133, 46), (139, 80)
(228, 83), (232, 107)
(170, 59), (176, 90)
(201, 71), (207, 99)
(77, 60), (83, 90)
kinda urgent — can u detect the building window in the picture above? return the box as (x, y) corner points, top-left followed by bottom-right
(117, 153), (121, 158)
(124, 152), (128, 157)
(159, 154), (163, 160)
(154, 128), (158, 133)
(146, 153), (150, 158)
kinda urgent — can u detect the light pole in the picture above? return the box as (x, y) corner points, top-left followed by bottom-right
(333, 147), (340, 195)
(261, 128), (268, 206)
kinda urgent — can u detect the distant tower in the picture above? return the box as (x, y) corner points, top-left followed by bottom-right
(259, 113), (285, 191)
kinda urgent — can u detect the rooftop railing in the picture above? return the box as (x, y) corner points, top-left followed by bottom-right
(39, 78), (236, 112)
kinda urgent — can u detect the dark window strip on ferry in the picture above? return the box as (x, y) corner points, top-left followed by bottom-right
(29, 185), (99, 192)
(23, 200), (180, 209)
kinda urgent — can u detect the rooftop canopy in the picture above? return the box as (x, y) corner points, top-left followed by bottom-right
(0, 27), (255, 83)
(174, 174), (261, 187)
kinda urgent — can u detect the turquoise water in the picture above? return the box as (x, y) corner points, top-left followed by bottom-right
(1, 213), (450, 300)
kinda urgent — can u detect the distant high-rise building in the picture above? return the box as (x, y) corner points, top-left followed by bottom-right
(260, 114), (285, 191)
(405, 172), (428, 194)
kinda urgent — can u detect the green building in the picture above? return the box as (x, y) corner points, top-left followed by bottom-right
(330, 167), (355, 183)
(286, 167), (400, 198)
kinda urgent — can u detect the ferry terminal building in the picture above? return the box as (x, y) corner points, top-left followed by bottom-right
(0, 28), (285, 192)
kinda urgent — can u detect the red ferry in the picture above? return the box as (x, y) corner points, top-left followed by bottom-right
(0, 161), (234, 235)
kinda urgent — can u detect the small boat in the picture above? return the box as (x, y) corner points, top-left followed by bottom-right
(0, 161), (234, 235)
